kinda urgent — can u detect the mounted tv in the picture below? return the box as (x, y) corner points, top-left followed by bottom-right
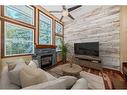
(74, 42), (99, 57)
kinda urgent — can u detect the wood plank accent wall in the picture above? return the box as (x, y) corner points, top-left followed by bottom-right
(64, 6), (120, 70)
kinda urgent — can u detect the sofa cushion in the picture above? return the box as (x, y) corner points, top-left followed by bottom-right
(22, 78), (66, 89)
(20, 67), (48, 88)
(8, 60), (27, 86)
(71, 78), (88, 89)
(59, 76), (77, 89)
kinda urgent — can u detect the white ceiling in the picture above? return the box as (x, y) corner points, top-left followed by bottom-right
(42, 5), (99, 22)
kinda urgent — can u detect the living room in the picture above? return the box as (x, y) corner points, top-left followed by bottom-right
(0, 2), (127, 91)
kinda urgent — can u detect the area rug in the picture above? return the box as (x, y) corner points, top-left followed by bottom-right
(82, 67), (112, 89)
(47, 64), (112, 89)
(80, 71), (105, 89)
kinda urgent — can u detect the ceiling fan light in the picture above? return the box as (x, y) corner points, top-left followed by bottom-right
(62, 10), (68, 16)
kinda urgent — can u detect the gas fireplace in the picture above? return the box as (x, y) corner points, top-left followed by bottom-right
(32, 45), (56, 69)
(41, 55), (52, 68)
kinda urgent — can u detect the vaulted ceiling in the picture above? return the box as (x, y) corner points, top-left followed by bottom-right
(42, 5), (99, 22)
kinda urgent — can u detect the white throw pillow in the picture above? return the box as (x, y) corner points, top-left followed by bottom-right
(32, 60), (39, 67)
(28, 60), (38, 68)
(71, 78), (88, 89)
(20, 67), (48, 88)
(8, 60), (27, 86)
(22, 78), (66, 89)
(59, 76), (77, 89)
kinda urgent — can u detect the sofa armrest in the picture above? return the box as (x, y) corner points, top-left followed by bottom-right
(22, 78), (66, 89)
(22, 76), (77, 89)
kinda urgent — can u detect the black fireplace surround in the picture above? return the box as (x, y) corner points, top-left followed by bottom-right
(32, 47), (56, 69)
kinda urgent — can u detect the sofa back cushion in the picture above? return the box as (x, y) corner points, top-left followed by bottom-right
(7, 58), (25, 71)
(20, 67), (48, 88)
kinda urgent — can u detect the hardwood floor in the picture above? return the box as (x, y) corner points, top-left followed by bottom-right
(82, 66), (126, 89)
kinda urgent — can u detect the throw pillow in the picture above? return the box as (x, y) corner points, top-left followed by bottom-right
(59, 76), (77, 89)
(32, 60), (39, 67)
(28, 60), (38, 69)
(8, 64), (16, 71)
(8, 61), (27, 86)
(71, 78), (88, 89)
(20, 67), (48, 88)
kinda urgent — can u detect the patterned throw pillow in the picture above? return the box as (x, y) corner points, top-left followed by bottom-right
(20, 66), (48, 88)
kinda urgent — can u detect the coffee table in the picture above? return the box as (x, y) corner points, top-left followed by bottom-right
(62, 63), (82, 77)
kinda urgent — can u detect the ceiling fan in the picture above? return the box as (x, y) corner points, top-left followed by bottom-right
(49, 5), (82, 21)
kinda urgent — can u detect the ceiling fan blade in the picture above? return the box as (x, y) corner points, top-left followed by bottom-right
(49, 11), (62, 13)
(68, 5), (82, 12)
(62, 5), (66, 10)
(68, 13), (74, 20)
(60, 16), (64, 21)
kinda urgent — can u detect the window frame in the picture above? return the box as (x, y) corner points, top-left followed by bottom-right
(1, 5), (36, 58)
(4, 5), (35, 26)
(55, 21), (64, 52)
(55, 21), (63, 35)
(55, 35), (63, 52)
(38, 10), (53, 45)
(4, 22), (35, 57)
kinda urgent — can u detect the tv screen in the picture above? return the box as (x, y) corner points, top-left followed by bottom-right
(74, 42), (99, 57)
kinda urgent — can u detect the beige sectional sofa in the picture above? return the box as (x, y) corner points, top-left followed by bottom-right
(0, 58), (88, 89)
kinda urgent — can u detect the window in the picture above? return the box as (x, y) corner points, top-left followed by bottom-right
(56, 36), (63, 51)
(1, 5), (64, 57)
(4, 22), (34, 56)
(4, 5), (34, 25)
(2, 5), (35, 57)
(55, 22), (63, 51)
(56, 22), (63, 35)
(39, 12), (52, 45)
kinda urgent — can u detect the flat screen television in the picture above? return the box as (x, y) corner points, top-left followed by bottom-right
(74, 42), (99, 57)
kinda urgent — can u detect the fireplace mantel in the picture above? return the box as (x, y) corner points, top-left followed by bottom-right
(35, 45), (57, 49)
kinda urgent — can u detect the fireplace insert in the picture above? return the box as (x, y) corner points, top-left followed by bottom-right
(41, 55), (52, 68)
